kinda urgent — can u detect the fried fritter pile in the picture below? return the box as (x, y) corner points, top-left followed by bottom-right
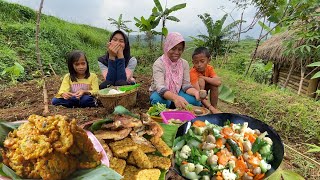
(2, 114), (102, 180)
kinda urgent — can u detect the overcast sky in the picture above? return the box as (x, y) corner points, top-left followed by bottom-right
(5, 0), (263, 39)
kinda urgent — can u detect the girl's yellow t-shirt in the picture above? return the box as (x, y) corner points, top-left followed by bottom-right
(55, 73), (99, 98)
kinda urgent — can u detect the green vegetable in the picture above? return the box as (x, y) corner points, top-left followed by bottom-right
(199, 155), (208, 165)
(211, 127), (222, 138)
(259, 144), (272, 155)
(147, 103), (166, 116)
(252, 137), (268, 153)
(185, 104), (193, 111)
(259, 160), (271, 173)
(187, 139), (201, 148)
(89, 119), (113, 132)
(118, 83), (141, 92)
(185, 172), (200, 179)
(175, 151), (184, 166)
(173, 137), (185, 152)
(199, 169), (210, 176)
(227, 139), (242, 157)
(113, 105), (139, 119)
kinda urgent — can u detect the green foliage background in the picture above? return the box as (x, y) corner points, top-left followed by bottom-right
(0, 0), (109, 82)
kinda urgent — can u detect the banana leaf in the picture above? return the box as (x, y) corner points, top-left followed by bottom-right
(0, 121), (21, 147)
(0, 163), (21, 180)
(218, 84), (235, 103)
(158, 123), (180, 180)
(89, 118), (113, 132)
(159, 123), (180, 147)
(70, 165), (122, 180)
(265, 168), (304, 180)
(112, 105), (140, 119)
(0, 163), (122, 180)
(118, 83), (141, 92)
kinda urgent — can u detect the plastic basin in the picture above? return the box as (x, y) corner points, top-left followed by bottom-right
(160, 111), (196, 124)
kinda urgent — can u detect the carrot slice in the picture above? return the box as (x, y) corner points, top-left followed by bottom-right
(253, 173), (265, 180)
(234, 156), (246, 177)
(247, 172), (254, 177)
(193, 120), (206, 127)
(221, 127), (234, 138)
(217, 152), (230, 166)
(216, 175), (223, 180)
(216, 138), (223, 148)
(245, 133), (257, 143)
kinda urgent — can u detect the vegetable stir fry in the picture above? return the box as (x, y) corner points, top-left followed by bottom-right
(173, 120), (274, 180)
(147, 103), (167, 116)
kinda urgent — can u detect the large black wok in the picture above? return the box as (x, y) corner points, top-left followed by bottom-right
(175, 113), (284, 178)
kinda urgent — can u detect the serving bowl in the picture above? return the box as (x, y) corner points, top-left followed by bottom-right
(174, 113), (284, 179)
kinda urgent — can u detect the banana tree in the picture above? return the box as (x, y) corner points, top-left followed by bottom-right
(191, 13), (242, 57)
(108, 14), (131, 31)
(134, 15), (160, 50)
(151, 0), (186, 46)
(123, 27), (135, 38)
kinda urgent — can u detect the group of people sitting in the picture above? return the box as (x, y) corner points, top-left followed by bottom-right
(52, 30), (221, 114)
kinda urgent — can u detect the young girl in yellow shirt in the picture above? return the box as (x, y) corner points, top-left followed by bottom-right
(52, 50), (99, 108)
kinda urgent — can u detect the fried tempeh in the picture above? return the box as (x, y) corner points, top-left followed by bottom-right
(148, 155), (171, 170)
(127, 152), (136, 165)
(113, 151), (128, 159)
(149, 136), (173, 157)
(132, 149), (152, 169)
(109, 157), (126, 175)
(123, 165), (138, 180)
(134, 169), (161, 180)
(94, 128), (132, 141)
(137, 144), (156, 153)
(97, 138), (113, 159)
(109, 138), (137, 154)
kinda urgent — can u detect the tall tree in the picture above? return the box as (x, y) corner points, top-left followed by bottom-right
(134, 15), (159, 50)
(151, 0), (186, 46)
(191, 13), (242, 57)
(244, 0), (320, 78)
(35, 0), (49, 114)
(108, 14), (131, 31)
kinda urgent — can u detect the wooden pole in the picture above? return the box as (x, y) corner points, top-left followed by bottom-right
(238, 11), (244, 42)
(36, 0), (49, 114)
(245, 16), (265, 76)
(307, 78), (319, 98)
(272, 63), (280, 84)
(283, 61), (295, 88)
(297, 66), (305, 95)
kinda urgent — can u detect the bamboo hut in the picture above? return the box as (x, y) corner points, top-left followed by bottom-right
(255, 31), (320, 99)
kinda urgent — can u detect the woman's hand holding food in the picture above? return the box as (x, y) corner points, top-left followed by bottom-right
(173, 95), (189, 109)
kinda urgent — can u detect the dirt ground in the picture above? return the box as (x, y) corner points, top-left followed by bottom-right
(0, 74), (319, 179)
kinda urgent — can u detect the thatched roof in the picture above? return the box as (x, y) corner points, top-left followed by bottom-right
(255, 7), (320, 65)
(254, 31), (304, 65)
